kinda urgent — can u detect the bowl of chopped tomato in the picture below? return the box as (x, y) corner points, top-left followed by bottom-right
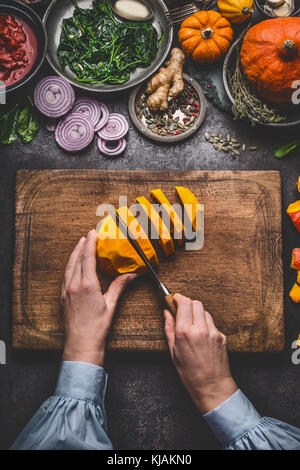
(0, 0), (47, 97)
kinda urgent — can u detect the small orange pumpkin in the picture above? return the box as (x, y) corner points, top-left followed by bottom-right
(178, 10), (233, 63)
(241, 18), (300, 104)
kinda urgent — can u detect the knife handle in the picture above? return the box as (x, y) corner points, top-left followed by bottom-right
(164, 293), (177, 317)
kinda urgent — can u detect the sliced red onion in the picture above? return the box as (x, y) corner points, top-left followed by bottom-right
(94, 102), (109, 132)
(34, 76), (75, 118)
(55, 113), (94, 152)
(45, 118), (58, 132)
(98, 137), (126, 156)
(97, 113), (129, 141)
(72, 97), (101, 129)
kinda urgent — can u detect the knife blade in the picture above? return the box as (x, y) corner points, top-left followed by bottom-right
(115, 211), (177, 316)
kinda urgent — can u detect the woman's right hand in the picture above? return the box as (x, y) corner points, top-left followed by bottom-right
(164, 294), (238, 414)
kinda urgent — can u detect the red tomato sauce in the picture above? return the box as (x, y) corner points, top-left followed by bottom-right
(0, 14), (37, 87)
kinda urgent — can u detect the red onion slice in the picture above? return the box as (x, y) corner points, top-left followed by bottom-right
(45, 118), (58, 132)
(94, 102), (109, 132)
(97, 113), (129, 141)
(34, 76), (75, 118)
(98, 137), (126, 156)
(55, 113), (94, 152)
(72, 97), (101, 129)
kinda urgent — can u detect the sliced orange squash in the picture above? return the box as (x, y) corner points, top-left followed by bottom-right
(287, 200), (300, 234)
(289, 283), (300, 303)
(97, 214), (158, 277)
(136, 196), (175, 257)
(175, 186), (203, 232)
(297, 177), (300, 193)
(291, 249), (300, 284)
(117, 206), (159, 264)
(150, 189), (184, 246)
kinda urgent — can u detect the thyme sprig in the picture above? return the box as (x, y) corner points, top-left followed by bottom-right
(227, 33), (287, 126)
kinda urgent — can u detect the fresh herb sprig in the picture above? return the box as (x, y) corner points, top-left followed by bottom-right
(58, 0), (160, 85)
(227, 33), (286, 126)
(274, 141), (300, 158)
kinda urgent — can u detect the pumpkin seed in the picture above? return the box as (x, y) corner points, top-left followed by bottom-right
(250, 146), (257, 151)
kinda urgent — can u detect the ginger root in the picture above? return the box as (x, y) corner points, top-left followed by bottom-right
(146, 48), (185, 112)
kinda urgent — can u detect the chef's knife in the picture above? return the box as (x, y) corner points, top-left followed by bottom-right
(115, 211), (177, 317)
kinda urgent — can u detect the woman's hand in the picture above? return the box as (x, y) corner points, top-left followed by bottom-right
(61, 229), (136, 367)
(164, 294), (237, 414)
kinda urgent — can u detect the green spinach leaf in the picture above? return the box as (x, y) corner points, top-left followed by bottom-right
(0, 104), (19, 145)
(17, 100), (40, 144)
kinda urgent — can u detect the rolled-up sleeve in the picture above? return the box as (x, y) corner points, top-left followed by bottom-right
(10, 361), (113, 450)
(203, 389), (300, 450)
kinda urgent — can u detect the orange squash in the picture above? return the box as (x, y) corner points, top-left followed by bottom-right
(150, 189), (184, 246)
(175, 186), (203, 232)
(136, 196), (175, 256)
(218, 0), (253, 24)
(241, 18), (300, 104)
(297, 177), (300, 193)
(117, 205), (158, 261)
(97, 213), (158, 277)
(178, 10), (233, 64)
(287, 200), (300, 234)
(291, 248), (300, 284)
(289, 283), (300, 303)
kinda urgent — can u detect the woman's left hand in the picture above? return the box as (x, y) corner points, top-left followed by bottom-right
(61, 229), (136, 367)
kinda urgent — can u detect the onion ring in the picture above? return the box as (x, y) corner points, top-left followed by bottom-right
(97, 137), (126, 156)
(55, 113), (94, 152)
(34, 76), (75, 118)
(97, 113), (129, 140)
(94, 102), (110, 132)
(45, 118), (58, 132)
(72, 97), (101, 129)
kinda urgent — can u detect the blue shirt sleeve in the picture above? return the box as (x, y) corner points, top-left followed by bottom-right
(10, 361), (113, 450)
(203, 389), (300, 450)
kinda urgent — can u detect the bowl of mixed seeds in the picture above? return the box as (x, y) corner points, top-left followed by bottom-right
(128, 74), (207, 143)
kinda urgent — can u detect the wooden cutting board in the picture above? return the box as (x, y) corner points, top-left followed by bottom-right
(13, 170), (284, 352)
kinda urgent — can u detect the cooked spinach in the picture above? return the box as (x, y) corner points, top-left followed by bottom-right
(57, 0), (160, 85)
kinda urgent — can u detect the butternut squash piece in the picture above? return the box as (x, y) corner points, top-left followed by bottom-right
(150, 189), (184, 246)
(297, 177), (300, 193)
(289, 283), (300, 303)
(136, 196), (175, 257)
(287, 200), (300, 234)
(97, 214), (158, 277)
(291, 248), (300, 284)
(175, 186), (203, 232)
(117, 206), (159, 265)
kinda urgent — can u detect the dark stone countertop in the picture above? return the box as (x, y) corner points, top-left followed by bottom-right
(0, 1), (299, 451)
